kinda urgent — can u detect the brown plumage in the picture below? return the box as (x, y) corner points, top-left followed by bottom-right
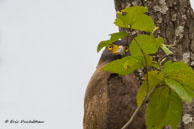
(83, 40), (146, 129)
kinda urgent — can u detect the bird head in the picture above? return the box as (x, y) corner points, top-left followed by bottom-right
(98, 40), (130, 64)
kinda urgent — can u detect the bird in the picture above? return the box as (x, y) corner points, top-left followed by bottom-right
(83, 40), (146, 129)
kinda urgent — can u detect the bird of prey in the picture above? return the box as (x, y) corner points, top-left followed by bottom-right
(83, 40), (146, 129)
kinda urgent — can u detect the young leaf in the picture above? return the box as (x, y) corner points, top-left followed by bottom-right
(137, 71), (164, 106)
(152, 61), (160, 70)
(146, 87), (182, 129)
(130, 35), (160, 56)
(114, 6), (148, 28)
(152, 27), (159, 33)
(97, 32), (128, 52)
(114, 6), (154, 32)
(160, 57), (167, 65)
(165, 78), (193, 104)
(161, 44), (173, 55)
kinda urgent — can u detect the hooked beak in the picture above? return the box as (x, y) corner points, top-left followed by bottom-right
(113, 46), (125, 55)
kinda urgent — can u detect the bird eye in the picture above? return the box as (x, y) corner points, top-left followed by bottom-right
(107, 45), (113, 51)
(124, 46), (129, 52)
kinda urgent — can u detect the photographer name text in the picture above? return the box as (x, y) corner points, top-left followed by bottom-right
(4, 120), (44, 124)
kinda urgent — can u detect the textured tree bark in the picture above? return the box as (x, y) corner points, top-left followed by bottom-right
(114, 0), (194, 129)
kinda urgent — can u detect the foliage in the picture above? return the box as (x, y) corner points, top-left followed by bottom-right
(97, 6), (194, 129)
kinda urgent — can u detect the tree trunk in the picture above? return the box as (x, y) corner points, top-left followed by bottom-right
(114, 0), (194, 129)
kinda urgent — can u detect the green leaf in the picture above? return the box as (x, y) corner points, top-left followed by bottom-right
(114, 6), (154, 32)
(128, 55), (153, 67)
(97, 40), (111, 53)
(131, 14), (154, 32)
(162, 60), (172, 68)
(184, 86), (194, 98)
(137, 71), (164, 106)
(114, 13), (129, 28)
(166, 73), (194, 91)
(101, 56), (142, 75)
(101, 55), (150, 75)
(146, 87), (182, 129)
(162, 61), (193, 73)
(162, 61), (194, 90)
(122, 6), (148, 14)
(159, 90), (182, 129)
(109, 32), (128, 41)
(130, 35), (160, 56)
(165, 78), (193, 104)
(97, 32), (128, 52)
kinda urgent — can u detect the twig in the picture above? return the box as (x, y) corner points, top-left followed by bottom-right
(121, 85), (157, 129)
(121, 38), (149, 129)
(121, 100), (144, 129)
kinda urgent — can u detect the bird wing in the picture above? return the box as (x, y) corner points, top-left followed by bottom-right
(83, 63), (111, 129)
(84, 63), (145, 129)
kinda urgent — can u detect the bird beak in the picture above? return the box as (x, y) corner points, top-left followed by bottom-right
(113, 46), (125, 55)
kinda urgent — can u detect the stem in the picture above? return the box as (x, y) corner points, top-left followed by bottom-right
(134, 38), (149, 96)
(121, 38), (149, 129)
